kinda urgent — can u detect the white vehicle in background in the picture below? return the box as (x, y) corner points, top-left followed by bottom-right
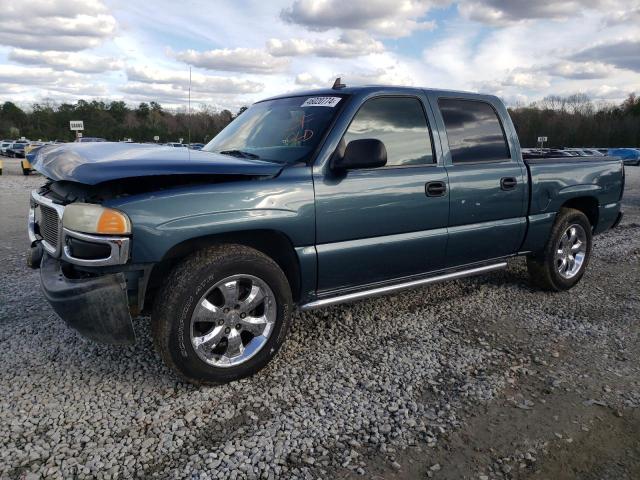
(165, 142), (188, 148)
(75, 137), (107, 143)
(564, 149), (590, 156)
(0, 141), (13, 155)
(579, 148), (606, 156)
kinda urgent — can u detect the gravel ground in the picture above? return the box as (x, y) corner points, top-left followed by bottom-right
(1, 158), (639, 480)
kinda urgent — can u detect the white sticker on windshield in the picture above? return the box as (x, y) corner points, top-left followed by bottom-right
(301, 96), (342, 108)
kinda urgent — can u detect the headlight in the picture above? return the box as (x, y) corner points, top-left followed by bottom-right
(63, 203), (131, 235)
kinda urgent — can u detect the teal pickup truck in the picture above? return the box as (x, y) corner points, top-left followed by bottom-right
(28, 85), (625, 384)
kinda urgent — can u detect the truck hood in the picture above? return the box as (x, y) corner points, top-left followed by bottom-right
(31, 143), (284, 185)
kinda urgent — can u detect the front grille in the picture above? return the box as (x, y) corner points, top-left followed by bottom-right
(38, 204), (60, 248)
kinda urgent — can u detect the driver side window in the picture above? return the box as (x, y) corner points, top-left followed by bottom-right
(343, 97), (434, 167)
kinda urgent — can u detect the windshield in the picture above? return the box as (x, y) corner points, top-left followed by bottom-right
(203, 95), (346, 164)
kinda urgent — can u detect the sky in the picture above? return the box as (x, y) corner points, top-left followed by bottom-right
(0, 0), (639, 111)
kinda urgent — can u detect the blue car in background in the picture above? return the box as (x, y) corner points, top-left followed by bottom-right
(608, 148), (640, 166)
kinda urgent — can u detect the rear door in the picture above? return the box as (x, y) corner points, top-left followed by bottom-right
(313, 94), (449, 293)
(431, 96), (527, 266)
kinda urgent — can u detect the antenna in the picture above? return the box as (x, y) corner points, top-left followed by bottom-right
(188, 67), (192, 153)
(332, 77), (346, 90)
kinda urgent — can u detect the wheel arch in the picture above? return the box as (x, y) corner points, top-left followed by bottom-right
(559, 196), (599, 230)
(144, 229), (302, 311)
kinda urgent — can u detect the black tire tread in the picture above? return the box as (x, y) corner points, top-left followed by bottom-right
(151, 244), (291, 385)
(527, 207), (592, 291)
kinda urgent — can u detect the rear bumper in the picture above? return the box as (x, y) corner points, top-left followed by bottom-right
(40, 254), (136, 345)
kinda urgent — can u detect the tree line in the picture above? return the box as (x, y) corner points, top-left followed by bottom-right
(0, 100), (237, 143)
(0, 93), (638, 147)
(509, 93), (640, 148)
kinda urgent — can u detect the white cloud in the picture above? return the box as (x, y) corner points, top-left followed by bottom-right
(267, 31), (384, 58)
(125, 66), (263, 94)
(0, 65), (81, 86)
(456, 0), (633, 26)
(457, 0), (640, 28)
(174, 48), (289, 74)
(280, 0), (441, 37)
(458, 1), (584, 25)
(569, 39), (640, 72)
(0, 65), (109, 96)
(583, 84), (632, 100)
(501, 72), (550, 89)
(545, 61), (611, 79)
(0, 0), (117, 51)
(8, 49), (122, 73)
(603, 6), (640, 26)
(119, 82), (248, 111)
(332, 64), (416, 87)
(295, 72), (322, 86)
(0, 0), (638, 107)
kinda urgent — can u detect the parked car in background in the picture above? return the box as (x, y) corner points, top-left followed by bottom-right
(567, 148), (605, 157)
(27, 85), (625, 384)
(565, 149), (590, 156)
(166, 142), (187, 148)
(75, 137), (107, 143)
(608, 148), (640, 166)
(189, 143), (205, 150)
(18, 142), (47, 175)
(579, 148), (605, 156)
(547, 149), (575, 157)
(6, 143), (27, 158)
(0, 141), (13, 155)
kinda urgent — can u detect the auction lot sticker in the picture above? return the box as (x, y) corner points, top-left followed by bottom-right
(301, 97), (342, 107)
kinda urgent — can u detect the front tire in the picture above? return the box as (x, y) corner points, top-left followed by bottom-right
(527, 208), (592, 291)
(152, 244), (292, 384)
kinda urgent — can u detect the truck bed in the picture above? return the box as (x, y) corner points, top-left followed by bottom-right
(523, 155), (624, 251)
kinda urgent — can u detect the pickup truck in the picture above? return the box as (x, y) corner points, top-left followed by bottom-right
(27, 85), (625, 384)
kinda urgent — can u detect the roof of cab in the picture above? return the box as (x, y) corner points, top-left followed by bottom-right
(259, 85), (501, 105)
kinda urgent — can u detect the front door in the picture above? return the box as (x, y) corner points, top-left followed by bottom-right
(313, 95), (449, 294)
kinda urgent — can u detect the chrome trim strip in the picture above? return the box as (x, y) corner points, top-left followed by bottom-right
(61, 228), (130, 267)
(300, 262), (507, 311)
(27, 202), (37, 244)
(29, 189), (130, 267)
(30, 190), (64, 256)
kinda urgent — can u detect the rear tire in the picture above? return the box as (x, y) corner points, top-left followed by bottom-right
(152, 244), (292, 384)
(527, 208), (592, 291)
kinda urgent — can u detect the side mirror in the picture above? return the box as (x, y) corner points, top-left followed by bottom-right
(331, 138), (387, 171)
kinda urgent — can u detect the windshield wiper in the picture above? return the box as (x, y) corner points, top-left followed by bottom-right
(218, 150), (260, 159)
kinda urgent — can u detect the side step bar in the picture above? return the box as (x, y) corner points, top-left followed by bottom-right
(300, 262), (507, 311)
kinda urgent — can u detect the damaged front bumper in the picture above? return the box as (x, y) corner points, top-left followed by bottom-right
(40, 254), (136, 345)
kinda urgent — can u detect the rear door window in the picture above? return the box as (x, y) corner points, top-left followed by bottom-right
(438, 98), (510, 163)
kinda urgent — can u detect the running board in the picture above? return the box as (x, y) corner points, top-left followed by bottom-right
(300, 262), (507, 311)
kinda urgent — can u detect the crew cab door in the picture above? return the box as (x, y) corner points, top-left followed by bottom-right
(313, 94), (449, 294)
(431, 95), (527, 265)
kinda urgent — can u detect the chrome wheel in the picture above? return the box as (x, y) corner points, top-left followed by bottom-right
(555, 224), (587, 279)
(190, 274), (276, 367)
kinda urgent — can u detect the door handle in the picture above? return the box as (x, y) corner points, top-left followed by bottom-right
(425, 181), (447, 197)
(500, 177), (517, 190)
